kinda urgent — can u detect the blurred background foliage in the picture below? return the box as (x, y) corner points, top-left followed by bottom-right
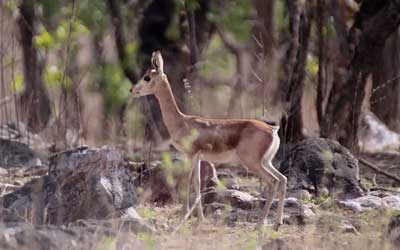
(0, 0), (399, 152)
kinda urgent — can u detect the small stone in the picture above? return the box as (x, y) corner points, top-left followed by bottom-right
(383, 195), (400, 210)
(12, 180), (23, 186)
(339, 200), (363, 212)
(292, 189), (312, 200)
(341, 224), (359, 235)
(0, 167), (7, 176)
(340, 195), (387, 212)
(319, 187), (329, 197)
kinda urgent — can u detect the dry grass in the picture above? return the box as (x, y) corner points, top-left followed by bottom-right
(132, 203), (396, 250)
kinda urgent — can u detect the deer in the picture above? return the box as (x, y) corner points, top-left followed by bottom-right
(130, 51), (287, 230)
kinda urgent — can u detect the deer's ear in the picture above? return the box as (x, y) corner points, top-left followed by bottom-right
(151, 51), (164, 75)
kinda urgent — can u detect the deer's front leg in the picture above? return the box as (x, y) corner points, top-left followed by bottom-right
(192, 153), (205, 221)
(184, 159), (194, 214)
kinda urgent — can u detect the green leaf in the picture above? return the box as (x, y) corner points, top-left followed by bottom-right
(210, 0), (255, 43)
(306, 55), (319, 76)
(11, 73), (24, 93)
(200, 35), (236, 79)
(34, 29), (55, 49)
(44, 65), (63, 88)
(98, 63), (131, 114)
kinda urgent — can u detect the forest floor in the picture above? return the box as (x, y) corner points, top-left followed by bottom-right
(129, 153), (400, 250)
(129, 151), (400, 250)
(1, 152), (399, 250)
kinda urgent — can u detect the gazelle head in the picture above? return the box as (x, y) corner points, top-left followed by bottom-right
(130, 51), (167, 97)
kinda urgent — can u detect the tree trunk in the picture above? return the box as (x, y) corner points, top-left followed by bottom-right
(316, 0), (326, 127)
(17, 0), (51, 132)
(254, 0), (279, 112)
(107, 0), (138, 84)
(279, 1), (312, 143)
(371, 29), (400, 133)
(254, 0), (275, 57)
(323, 0), (400, 149)
(137, 0), (184, 142)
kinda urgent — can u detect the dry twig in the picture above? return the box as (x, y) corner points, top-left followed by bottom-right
(359, 157), (400, 184)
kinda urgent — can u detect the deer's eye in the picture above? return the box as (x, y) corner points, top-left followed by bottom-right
(144, 75), (151, 82)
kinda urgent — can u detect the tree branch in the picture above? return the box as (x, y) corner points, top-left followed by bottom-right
(359, 158), (400, 184)
(216, 27), (245, 55)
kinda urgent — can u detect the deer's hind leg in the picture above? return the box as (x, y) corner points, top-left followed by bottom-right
(251, 162), (280, 229)
(265, 162), (286, 230)
(237, 151), (279, 228)
(236, 130), (282, 229)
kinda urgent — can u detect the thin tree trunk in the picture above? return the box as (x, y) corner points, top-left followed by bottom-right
(17, 0), (51, 132)
(316, 0), (326, 127)
(280, 0), (302, 99)
(254, 0), (275, 57)
(254, 0), (279, 112)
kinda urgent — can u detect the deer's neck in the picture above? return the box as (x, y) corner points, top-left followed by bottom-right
(155, 84), (186, 139)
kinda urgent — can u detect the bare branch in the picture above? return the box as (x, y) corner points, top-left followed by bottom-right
(359, 158), (400, 184)
(216, 27), (245, 54)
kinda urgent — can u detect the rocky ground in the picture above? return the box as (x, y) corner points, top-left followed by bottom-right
(1, 122), (400, 250)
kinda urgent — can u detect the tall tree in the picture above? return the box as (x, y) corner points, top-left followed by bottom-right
(279, 0), (312, 143)
(17, 0), (51, 132)
(322, 0), (400, 149)
(371, 29), (400, 133)
(137, 0), (212, 142)
(137, 0), (184, 142)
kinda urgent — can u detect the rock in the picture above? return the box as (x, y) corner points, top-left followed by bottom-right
(382, 195), (400, 210)
(0, 122), (48, 150)
(0, 222), (145, 250)
(1, 146), (153, 233)
(358, 111), (400, 153)
(340, 195), (400, 212)
(217, 196), (315, 226)
(0, 139), (42, 168)
(339, 195), (388, 212)
(276, 198), (316, 226)
(133, 159), (218, 205)
(388, 214), (400, 247)
(279, 138), (364, 199)
(339, 200), (363, 212)
(0, 167), (7, 176)
(341, 223), (360, 235)
(203, 189), (264, 210)
(291, 189), (312, 200)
